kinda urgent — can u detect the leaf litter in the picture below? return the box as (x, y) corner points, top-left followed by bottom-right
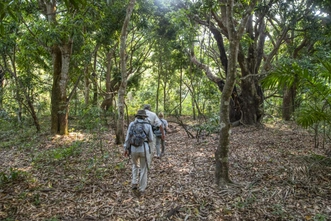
(0, 122), (331, 220)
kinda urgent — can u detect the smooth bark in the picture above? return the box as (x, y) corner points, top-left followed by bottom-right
(40, 0), (72, 135)
(116, 0), (136, 144)
(215, 0), (257, 186)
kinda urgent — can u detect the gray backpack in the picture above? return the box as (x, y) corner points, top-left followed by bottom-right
(129, 122), (149, 147)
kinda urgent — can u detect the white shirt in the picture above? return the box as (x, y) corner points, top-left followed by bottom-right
(145, 109), (162, 127)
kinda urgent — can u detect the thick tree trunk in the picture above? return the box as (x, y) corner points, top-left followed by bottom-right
(51, 46), (62, 134)
(237, 15), (265, 125)
(41, 0), (71, 135)
(51, 43), (71, 135)
(239, 76), (264, 124)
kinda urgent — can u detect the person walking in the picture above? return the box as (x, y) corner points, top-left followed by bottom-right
(143, 104), (165, 159)
(124, 109), (154, 195)
(155, 112), (169, 158)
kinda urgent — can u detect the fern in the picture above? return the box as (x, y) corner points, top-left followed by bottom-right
(295, 59), (331, 128)
(263, 58), (331, 130)
(262, 63), (296, 90)
(296, 105), (331, 128)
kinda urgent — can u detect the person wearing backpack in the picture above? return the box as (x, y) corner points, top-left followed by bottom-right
(143, 104), (165, 159)
(124, 109), (154, 195)
(155, 112), (169, 158)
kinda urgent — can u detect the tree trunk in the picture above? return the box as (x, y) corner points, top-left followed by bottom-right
(239, 75), (264, 124)
(40, 0), (71, 135)
(282, 84), (296, 121)
(116, 0), (136, 144)
(0, 69), (4, 110)
(215, 0), (256, 186)
(26, 93), (41, 132)
(237, 15), (265, 125)
(92, 73), (98, 106)
(3, 46), (41, 130)
(163, 68), (167, 113)
(101, 50), (113, 111)
(179, 63), (183, 116)
(50, 43), (71, 135)
(84, 68), (90, 106)
(156, 54), (161, 113)
(50, 46), (62, 134)
(215, 40), (236, 185)
(91, 48), (98, 106)
(282, 37), (305, 121)
(216, 0), (236, 186)
(9, 53), (23, 124)
(189, 63), (196, 120)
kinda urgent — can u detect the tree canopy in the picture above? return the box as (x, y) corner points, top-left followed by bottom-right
(1, 0), (331, 192)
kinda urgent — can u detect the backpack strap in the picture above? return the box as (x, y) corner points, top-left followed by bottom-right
(139, 122), (151, 153)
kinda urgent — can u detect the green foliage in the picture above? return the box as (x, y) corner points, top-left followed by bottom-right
(295, 60), (331, 128)
(272, 204), (286, 219)
(127, 72), (143, 90)
(303, 153), (331, 167)
(0, 0), (330, 137)
(77, 106), (103, 130)
(33, 141), (83, 165)
(261, 61), (300, 90)
(63, 0), (87, 10)
(0, 168), (28, 186)
(0, 118), (16, 144)
(0, 124), (39, 150)
(193, 113), (220, 136)
(313, 213), (328, 221)
(97, 1), (126, 44)
(296, 106), (331, 128)
(0, 1), (18, 36)
(262, 57), (331, 129)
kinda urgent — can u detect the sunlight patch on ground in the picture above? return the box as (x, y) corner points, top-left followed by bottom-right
(50, 132), (88, 143)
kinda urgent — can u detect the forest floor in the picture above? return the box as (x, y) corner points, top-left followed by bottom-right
(1, 119), (331, 221)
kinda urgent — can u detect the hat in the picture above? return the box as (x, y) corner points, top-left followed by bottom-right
(135, 109), (148, 118)
(143, 104), (151, 110)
